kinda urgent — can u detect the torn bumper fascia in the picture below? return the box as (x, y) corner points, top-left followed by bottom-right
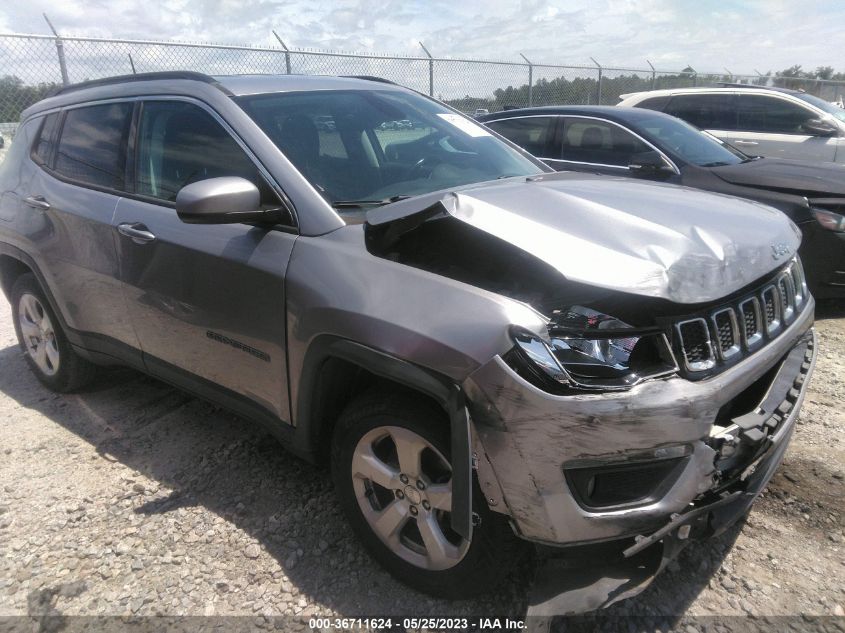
(463, 297), (816, 547)
(525, 327), (817, 616)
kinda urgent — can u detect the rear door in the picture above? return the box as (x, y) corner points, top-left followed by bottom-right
(731, 94), (838, 162)
(113, 98), (297, 423)
(23, 102), (141, 362)
(662, 93), (738, 141)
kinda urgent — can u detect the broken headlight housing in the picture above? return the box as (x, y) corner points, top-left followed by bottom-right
(506, 306), (678, 392)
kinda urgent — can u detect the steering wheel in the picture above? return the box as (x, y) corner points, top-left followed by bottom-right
(664, 132), (689, 155)
(405, 156), (437, 180)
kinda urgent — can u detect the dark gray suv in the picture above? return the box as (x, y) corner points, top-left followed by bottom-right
(0, 72), (818, 614)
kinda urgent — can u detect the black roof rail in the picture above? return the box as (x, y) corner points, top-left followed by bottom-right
(344, 75), (398, 85)
(715, 82), (769, 88)
(48, 71), (229, 97)
(714, 82), (802, 94)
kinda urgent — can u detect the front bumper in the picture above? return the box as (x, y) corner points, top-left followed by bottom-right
(527, 373), (811, 618)
(465, 297), (817, 615)
(464, 297), (816, 545)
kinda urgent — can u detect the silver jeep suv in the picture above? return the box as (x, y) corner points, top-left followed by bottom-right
(0, 72), (817, 613)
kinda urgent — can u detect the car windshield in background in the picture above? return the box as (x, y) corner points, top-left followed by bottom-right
(631, 113), (745, 167)
(235, 89), (542, 208)
(793, 92), (845, 123)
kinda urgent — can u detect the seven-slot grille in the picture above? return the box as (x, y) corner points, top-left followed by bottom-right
(675, 258), (807, 373)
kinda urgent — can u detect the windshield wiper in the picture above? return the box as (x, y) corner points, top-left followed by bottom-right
(700, 161), (732, 167)
(332, 195), (412, 209)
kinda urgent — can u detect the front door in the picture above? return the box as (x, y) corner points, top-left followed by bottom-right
(113, 99), (297, 423)
(729, 94), (839, 162)
(553, 116), (680, 182)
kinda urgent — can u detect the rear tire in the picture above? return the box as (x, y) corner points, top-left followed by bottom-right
(331, 389), (524, 598)
(10, 273), (97, 392)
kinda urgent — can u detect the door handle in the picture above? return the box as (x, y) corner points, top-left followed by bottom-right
(23, 195), (51, 210)
(734, 140), (759, 146)
(117, 222), (157, 244)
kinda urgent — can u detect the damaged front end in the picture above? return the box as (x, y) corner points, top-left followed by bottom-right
(364, 175), (817, 615)
(527, 329), (817, 616)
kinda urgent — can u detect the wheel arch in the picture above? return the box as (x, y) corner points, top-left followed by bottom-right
(294, 335), (474, 539)
(0, 245), (69, 332)
(0, 253), (31, 300)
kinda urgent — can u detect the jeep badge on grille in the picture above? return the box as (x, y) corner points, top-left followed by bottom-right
(771, 243), (790, 259)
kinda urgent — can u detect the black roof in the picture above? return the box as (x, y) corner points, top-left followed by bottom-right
(48, 71), (226, 97)
(46, 71), (403, 101)
(714, 82), (803, 94)
(476, 105), (676, 125)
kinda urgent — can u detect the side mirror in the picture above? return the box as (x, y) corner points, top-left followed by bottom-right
(801, 118), (839, 137)
(628, 150), (673, 176)
(176, 177), (286, 225)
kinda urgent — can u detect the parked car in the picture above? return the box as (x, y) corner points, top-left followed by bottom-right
(618, 85), (845, 164)
(473, 108), (490, 117)
(479, 105), (845, 299)
(0, 72), (817, 615)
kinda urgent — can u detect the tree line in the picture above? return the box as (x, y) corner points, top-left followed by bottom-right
(0, 76), (59, 123)
(0, 64), (843, 123)
(443, 65), (844, 113)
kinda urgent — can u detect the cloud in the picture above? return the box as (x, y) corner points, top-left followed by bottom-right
(0, 0), (843, 75)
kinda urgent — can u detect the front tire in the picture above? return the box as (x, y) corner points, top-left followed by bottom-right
(331, 390), (523, 598)
(11, 273), (97, 392)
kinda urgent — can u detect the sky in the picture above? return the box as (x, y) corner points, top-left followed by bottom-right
(0, 0), (843, 75)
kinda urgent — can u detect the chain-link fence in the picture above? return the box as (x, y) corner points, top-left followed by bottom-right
(2, 31), (845, 147)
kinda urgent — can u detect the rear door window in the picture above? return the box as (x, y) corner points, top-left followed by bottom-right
(634, 96), (671, 111)
(664, 94), (737, 130)
(485, 117), (555, 157)
(54, 103), (133, 190)
(32, 112), (60, 167)
(561, 118), (651, 166)
(736, 95), (818, 134)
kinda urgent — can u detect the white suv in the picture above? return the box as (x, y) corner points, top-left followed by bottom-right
(619, 86), (845, 164)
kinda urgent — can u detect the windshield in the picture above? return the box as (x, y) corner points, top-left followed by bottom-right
(236, 89), (543, 207)
(793, 92), (845, 124)
(631, 112), (745, 167)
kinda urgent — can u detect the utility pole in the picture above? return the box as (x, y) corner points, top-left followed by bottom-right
(646, 59), (656, 89)
(43, 13), (69, 85)
(520, 53), (533, 107)
(419, 42), (434, 97)
(590, 57), (602, 104)
(272, 31), (292, 74)
(687, 65), (697, 87)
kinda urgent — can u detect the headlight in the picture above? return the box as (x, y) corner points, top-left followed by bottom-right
(507, 306), (678, 392)
(811, 208), (845, 232)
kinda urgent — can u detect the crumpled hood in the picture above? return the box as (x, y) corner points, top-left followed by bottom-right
(710, 157), (845, 196)
(367, 173), (801, 304)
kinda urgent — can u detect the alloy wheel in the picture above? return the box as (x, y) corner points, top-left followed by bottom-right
(18, 293), (60, 376)
(351, 425), (469, 571)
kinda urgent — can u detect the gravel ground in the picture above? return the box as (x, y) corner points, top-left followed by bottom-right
(0, 287), (843, 631)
